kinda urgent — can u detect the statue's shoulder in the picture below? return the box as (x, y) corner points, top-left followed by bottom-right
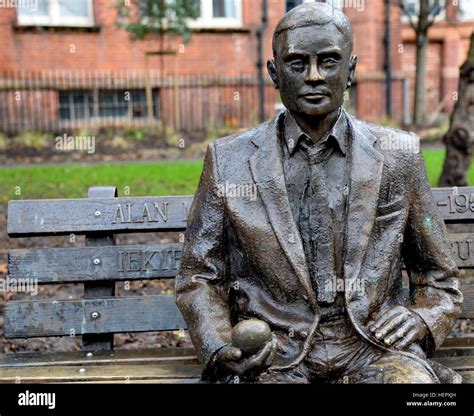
(350, 116), (420, 156)
(212, 116), (277, 155)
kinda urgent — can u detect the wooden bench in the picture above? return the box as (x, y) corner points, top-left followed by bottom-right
(1, 185), (474, 383)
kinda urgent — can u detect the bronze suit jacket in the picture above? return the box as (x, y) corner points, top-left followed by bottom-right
(175, 110), (463, 381)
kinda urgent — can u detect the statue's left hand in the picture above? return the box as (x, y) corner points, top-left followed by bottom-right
(369, 305), (429, 350)
(214, 335), (277, 378)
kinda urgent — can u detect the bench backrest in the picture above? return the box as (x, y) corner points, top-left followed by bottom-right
(4, 186), (474, 350)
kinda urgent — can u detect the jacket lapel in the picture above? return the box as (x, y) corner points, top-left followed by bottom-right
(249, 114), (317, 309)
(344, 114), (385, 297)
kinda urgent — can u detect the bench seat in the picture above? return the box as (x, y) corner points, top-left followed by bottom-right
(432, 355), (474, 383)
(0, 348), (201, 383)
(3, 186), (474, 383)
(1, 344), (473, 383)
(436, 337), (474, 357)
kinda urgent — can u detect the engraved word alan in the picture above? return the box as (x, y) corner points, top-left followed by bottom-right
(111, 201), (189, 224)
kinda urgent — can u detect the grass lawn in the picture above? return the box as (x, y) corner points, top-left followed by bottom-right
(0, 150), (472, 203)
(0, 161), (204, 203)
(423, 149), (474, 186)
(423, 150), (447, 188)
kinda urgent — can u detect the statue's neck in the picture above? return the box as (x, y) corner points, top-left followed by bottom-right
(290, 108), (341, 143)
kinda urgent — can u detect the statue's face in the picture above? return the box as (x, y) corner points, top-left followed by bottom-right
(268, 24), (356, 117)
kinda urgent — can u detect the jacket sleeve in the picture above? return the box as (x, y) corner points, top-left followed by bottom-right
(402, 137), (463, 354)
(175, 142), (233, 376)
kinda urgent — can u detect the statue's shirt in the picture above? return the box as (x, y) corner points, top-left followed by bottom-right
(280, 109), (349, 317)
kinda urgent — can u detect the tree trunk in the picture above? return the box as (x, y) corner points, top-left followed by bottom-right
(414, 32), (428, 126)
(413, 0), (432, 126)
(438, 32), (474, 187)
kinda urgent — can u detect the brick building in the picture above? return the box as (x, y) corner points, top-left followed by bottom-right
(0, 0), (472, 133)
(401, 0), (474, 117)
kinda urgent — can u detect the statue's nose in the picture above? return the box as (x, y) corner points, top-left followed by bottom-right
(306, 57), (324, 82)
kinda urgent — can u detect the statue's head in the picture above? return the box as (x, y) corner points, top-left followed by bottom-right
(268, 2), (357, 117)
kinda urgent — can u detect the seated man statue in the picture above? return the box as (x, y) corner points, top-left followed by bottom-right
(175, 2), (463, 384)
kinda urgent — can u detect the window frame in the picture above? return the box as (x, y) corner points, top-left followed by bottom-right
(188, 0), (243, 29)
(17, 0), (95, 28)
(400, 0), (447, 23)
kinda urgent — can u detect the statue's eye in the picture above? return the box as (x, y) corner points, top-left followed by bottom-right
(289, 60), (305, 70)
(321, 58), (338, 67)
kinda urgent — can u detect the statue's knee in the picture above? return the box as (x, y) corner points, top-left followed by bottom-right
(369, 355), (436, 384)
(384, 367), (436, 384)
(349, 354), (436, 384)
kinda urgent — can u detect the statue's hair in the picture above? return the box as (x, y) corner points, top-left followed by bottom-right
(272, 2), (353, 57)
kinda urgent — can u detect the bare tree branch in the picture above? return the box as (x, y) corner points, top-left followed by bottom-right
(397, 0), (418, 31)
(426, 0), (443, 27)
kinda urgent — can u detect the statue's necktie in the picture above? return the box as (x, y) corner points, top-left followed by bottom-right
(299, 139), (337, 304)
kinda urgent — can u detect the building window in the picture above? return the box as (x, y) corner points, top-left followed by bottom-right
(286, 0), (344, 12)
(17, 0), (95, 27)
(58, 89), (159, 121)
(59, 90), (94, 121)
(458, 0), (474, 20)
(400, 0), (446, 21)
(189, 0), (242, 28)
(286, 0), (304, 12)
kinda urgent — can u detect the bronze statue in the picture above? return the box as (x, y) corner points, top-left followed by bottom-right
(176, 3), (463, 384)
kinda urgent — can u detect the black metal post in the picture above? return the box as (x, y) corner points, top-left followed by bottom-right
(257, 0), (268, 123)
(384, 0), (393, 118)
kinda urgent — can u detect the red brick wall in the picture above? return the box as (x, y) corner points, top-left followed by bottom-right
(0, 0), (284, 75)
(0, 0), (396, 124)
(0, 1), (470, 127)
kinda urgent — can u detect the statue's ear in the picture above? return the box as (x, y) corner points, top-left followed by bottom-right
(347, 55), (357, 89)
(267, 59), (279, 89)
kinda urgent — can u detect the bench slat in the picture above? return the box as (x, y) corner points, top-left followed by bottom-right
(5, 285), (473, 338)
(65, 379), (199, 384)
(0, 363), (201, 383)
(8, 244), (183, 283)
(7, 196), (193, 236)
(460, 284), (474, 320)
(6, 187), (474, 237)
(450, 234), (474, 268)
(0, 348), (198, 368)
(431, 357), (474, 383)
(433, 355), (474, 371)
(4, 295), (186, 338)
(7, 234), (474, 285)
(436, 338), (474, 357)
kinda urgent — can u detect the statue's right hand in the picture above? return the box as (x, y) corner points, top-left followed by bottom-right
(215, 336), (276, 377)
